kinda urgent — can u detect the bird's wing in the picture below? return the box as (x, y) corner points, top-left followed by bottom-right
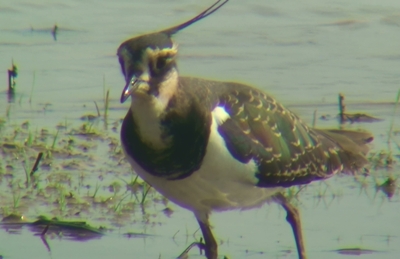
(215, 83), (369, 188)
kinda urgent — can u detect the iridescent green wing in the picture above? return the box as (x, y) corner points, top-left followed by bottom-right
(217, 84), (343, 187)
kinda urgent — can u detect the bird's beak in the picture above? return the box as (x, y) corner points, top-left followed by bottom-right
(120, 73), (150, 103)
(120, 76), (137, 103)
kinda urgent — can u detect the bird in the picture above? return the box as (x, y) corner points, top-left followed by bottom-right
(117, 1), (373, 258)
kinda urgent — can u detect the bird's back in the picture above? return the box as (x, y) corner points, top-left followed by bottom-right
(177, 76), (373, 187)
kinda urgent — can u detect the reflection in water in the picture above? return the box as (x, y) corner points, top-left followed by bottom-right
(1, 221), (102, 255)
(51, 24), (58, 41)
(7, 91), (15, 103)
(336, 247), (376, 255)
(0, 218), (103, 243)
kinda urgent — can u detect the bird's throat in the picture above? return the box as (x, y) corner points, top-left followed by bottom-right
(129, 69), (179, 149)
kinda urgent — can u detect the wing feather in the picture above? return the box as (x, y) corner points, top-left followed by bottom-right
(216, 83), (370, 187)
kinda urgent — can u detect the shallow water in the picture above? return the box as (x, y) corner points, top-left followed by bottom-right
(1, 0), (400, 258)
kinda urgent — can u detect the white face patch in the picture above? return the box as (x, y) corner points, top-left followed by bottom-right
(129, 67), (179, 148)
(212, 106), (230, 126)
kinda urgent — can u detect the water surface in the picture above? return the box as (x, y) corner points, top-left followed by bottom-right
(0, 0), (400, 258)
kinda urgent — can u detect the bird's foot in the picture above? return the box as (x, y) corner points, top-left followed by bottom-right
(177, 238), (206, 259)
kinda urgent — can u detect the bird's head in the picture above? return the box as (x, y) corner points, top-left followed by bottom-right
(118, 0), (228, 103)
(118, 33), (178, 103)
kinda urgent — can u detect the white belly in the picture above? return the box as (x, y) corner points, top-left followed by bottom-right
(123, 107), (283, 217)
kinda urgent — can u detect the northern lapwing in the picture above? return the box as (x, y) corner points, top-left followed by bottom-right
(118, 1), (373, 258)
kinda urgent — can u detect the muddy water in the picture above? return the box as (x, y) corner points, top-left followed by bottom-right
(1, 0), (400, 258)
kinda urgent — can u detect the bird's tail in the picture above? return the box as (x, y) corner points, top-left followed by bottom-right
(314, 129), (373, 173)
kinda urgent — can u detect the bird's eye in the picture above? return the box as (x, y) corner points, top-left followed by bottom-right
(156, 57), (169, 70)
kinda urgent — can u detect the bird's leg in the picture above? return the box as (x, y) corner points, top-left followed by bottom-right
(177, 215), (218, 259)
(274, 192), (307, 259)
(197, 218), (218, 259)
